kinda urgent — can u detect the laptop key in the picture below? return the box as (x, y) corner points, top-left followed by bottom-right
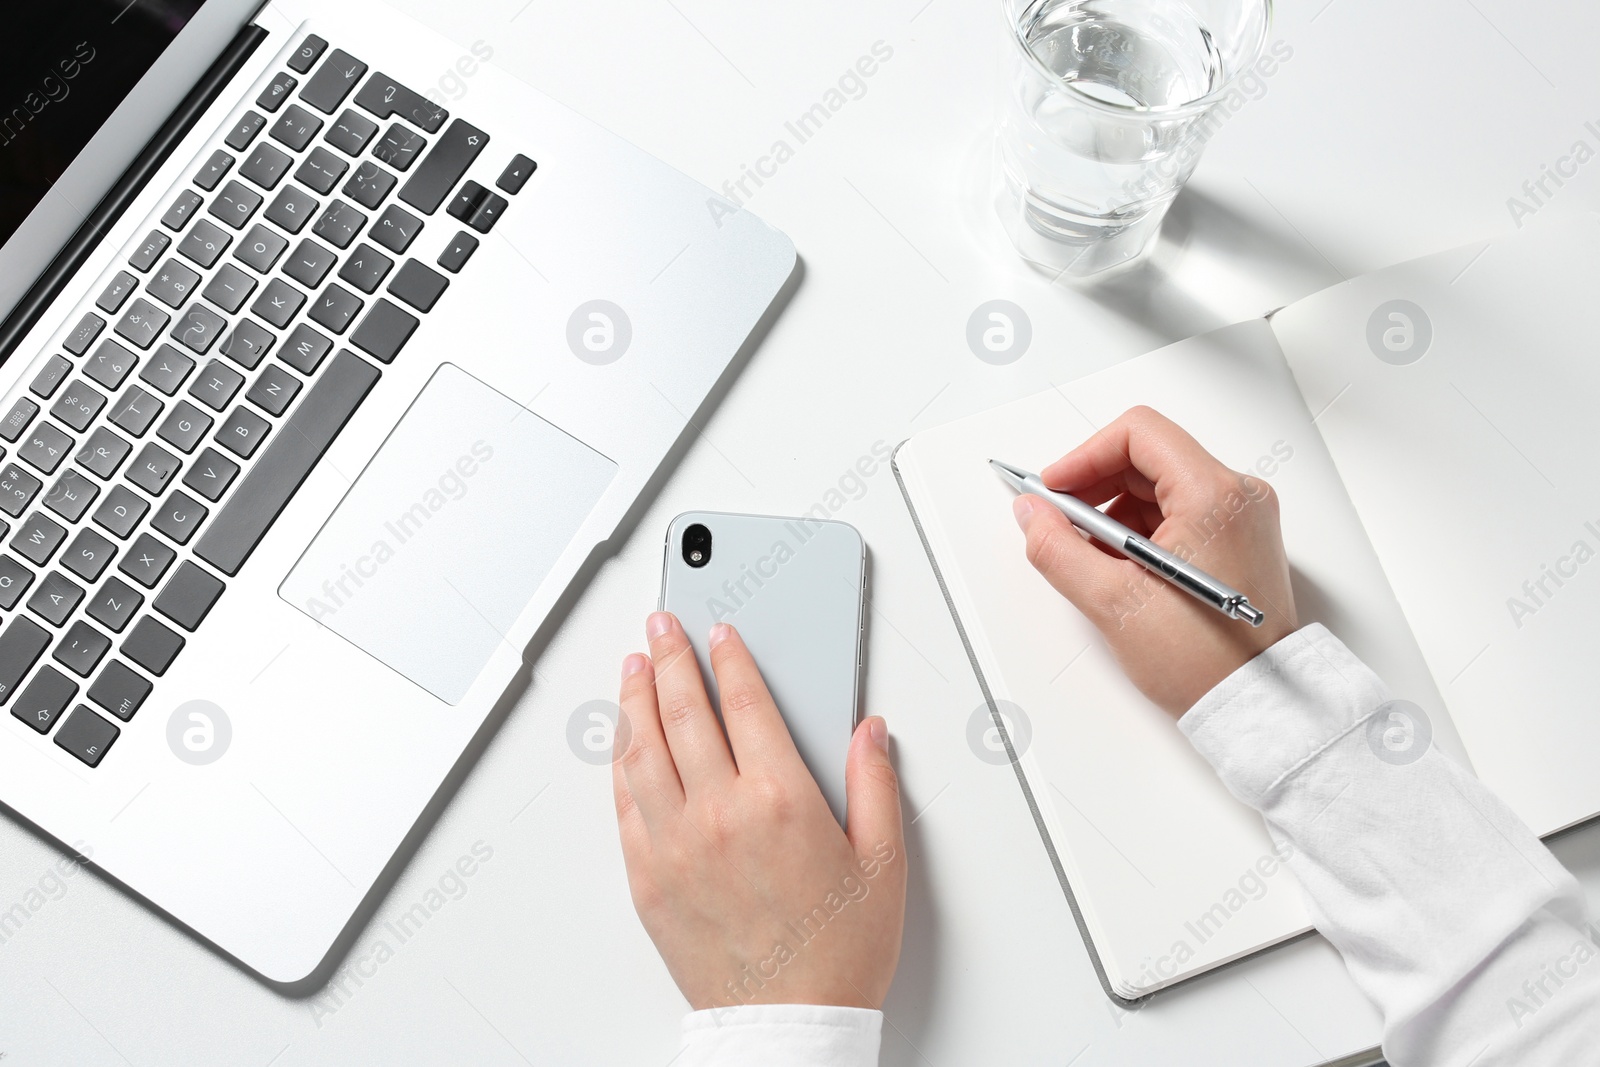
(220, 319), (276, 369)
(195, 149), (235, 191)
(224, 111), (267, 152)
(0, 554), (34, 609)
(54, 621), (112, 677)
(467, 191), (508, 234)
(245, 364), (303, 418)
(11, 513), (66, 566)
(281, 324), (333, 374)
(119, 534), (176, 588)
(202, 264), (258, 314)
(269, 104), (323, 152)
(122, 617), (185, 676)
(326, 109), (379, 156)
(287, 34), (328, 75)
(265, 185), (320, 235)
(76, 428), (132, 481)
(161, 190), (204, 231)
(388, 260), (448, 312)
(182, 448), (241, 501)
(54, 706), (119, 766)
(129, 232), (171, 274)
(284, 239), (338, 288)
(436, 231), (478, 273)
(370, 204), (422, 254)
(342, 162), (396, 210)
(178, 219), (232, 268)
(157, 401), (213, 454)
(353, 73), (448, 133)
(234, 224), (289, 273)
(146, 259), (201, 309)
(109, 386), (164, 439)
(62, 528), (117, 584)
(44, 470), (98, 523)
(30, 355), (73, 399)
(238, 142), (293, 191)
(18, 421), (73, 473)
(86, 340), (138, 392)
(257, 71), (298, 113)
(170, 303), (227, 355)
(11, 665), (76, 732)
(189, 361), (245, 411)
(252, 278), (308, 330)
(310, 284), (363, 334)
(28, 571), (85, 627)
(195, 351), (380, 575)
(89, 659), (151, 718)
(96, 272), (139, 314)
(398, 119), (488, 214)
(338, 243), (394, 294)
(51, 381), (107, 432)
(130, 441), (183, 493)
(64, 313), (107, 355)
(152, 490), (207, 544)
(207, 180), (262, 231)
(0, 617), (50, 705)
(140, 344), (196, 396)
(87, 582), (145, 636)
(300, 49), (367, 114)
(311, 200), (366, 249)
(216, 407), (270, 459)
(1, 398), (39, 443)
(115, 299), (170, 350)
(497, 155), (536, 194)
(372, 124), (426, 172)
(0, 465), (42, 518)
(93, 484), (152, 540)
(294, 146), (349, 195)
(154, 561), (225, 632)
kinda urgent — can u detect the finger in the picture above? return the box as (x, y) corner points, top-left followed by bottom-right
(1013, 494), (1140, 627)
(707, 623), (809, 780)
(617, 650), (684, 824)
(646, 611), (736, 794)
(1041, 406), (1231, 510)
(844, 717), (905, 869)
(1103, 492), (1159, 540)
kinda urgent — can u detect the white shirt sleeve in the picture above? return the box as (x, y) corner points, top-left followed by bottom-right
(1180, 623), (1600, 1066)
(675, 1004), (881, 1066)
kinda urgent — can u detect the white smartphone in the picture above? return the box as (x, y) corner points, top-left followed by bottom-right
(659, 511), (867, 824)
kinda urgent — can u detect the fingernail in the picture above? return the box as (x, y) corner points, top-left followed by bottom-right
(621, 653), (650, 679)
(868, 717), (889, 752)
(646, 612), (674, 640)
(1012, 495), (1037, 530)
(709, 623), (734, 648)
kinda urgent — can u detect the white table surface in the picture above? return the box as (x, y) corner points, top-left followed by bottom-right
(5, 0), (1600, 1063)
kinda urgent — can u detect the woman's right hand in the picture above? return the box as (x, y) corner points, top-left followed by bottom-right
(1012, 406), (1301, 717)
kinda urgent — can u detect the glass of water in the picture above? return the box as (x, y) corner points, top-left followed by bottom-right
(996, 0), (1272, 277)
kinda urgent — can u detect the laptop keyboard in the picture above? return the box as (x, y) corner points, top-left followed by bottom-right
(0, 32), (536, 769)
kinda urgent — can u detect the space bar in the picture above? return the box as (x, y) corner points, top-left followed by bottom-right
(194, 351), (381, 576)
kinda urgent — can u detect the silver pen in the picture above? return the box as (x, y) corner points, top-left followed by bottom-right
(990, 459), (1265, 628)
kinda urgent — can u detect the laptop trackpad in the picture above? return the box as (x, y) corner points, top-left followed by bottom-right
(280, 363), (617, 704)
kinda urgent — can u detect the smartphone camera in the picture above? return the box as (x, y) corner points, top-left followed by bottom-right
(682, 523), (713, 568)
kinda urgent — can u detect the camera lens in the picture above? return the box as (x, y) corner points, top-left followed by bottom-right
(682, 523), (712, 568)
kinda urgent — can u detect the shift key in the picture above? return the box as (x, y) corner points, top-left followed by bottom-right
(0, 616), (51, 706)
(398, 120), (488, 214)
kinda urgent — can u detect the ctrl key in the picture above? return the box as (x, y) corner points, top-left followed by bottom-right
(55, 705), (119, 766)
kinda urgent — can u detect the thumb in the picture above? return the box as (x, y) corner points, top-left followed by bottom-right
(1014, 495), (1136, 628)
(844, 717), (903, 864)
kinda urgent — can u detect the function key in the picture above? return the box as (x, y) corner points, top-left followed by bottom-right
(496, 155), (536, 194)
(286, 34), (328, 75)
(30, 356), (73, 400)
(62, 312), (106, 355)
(161, 190), (204, 231)
(194, 149), (235, 191)
(353, 73), (448, 133)
(299, 49), (368, 115)
(88, 659), (151, 718)
(127, 232), (171, 274)
(224, 111), (267, 152)
(95, 272), (139, 315)
(0, 398), (39, 444)
(256, 72), (298, 113)
(54, 705), (120, 766)
(436, 231), (478, 274)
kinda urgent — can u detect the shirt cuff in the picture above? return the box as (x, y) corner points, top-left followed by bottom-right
(677, 1004), (882, 1067)
(1177, 622), (1391, 806)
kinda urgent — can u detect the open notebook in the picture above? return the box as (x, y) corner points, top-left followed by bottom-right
(895, 216), (1600, 1004)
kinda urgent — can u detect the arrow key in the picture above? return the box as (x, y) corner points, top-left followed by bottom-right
(497, 155), (536, 194)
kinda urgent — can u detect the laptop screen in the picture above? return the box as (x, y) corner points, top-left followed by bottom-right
(0, 2), (209, 248)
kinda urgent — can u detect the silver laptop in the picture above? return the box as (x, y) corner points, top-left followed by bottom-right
(0, 0), (795, 981)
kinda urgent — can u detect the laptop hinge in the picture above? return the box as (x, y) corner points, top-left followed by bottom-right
(0, 21), (270, 364)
